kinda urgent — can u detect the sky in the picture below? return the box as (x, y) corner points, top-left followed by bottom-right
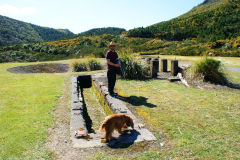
(0, 0), (204, 34)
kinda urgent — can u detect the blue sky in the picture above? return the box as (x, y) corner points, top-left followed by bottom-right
(0, 0), (204, 34)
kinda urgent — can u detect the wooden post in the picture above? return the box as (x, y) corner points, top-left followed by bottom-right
(161, 59), (168, 72)
(171, 60), (179, 76)
(150, 58), (159, 78)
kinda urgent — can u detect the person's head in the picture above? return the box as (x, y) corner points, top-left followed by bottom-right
(108, 41), (116, 50)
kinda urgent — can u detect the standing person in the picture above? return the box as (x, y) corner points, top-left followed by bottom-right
(106, 42), (121, 97)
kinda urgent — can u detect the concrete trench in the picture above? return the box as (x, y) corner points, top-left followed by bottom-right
(70, 73), (156, 148)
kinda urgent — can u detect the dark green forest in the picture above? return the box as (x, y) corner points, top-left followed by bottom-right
(0, 15), (74, 46)
(126, 0), (240, 42)
(78, 27), (126, 36)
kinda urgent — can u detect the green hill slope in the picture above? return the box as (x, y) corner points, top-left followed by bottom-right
(126, 0), (240, 42)
(78, 27), (126, 36)
(0, 15), (74, 46)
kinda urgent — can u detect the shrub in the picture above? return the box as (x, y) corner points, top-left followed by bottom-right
(193, 57), (228, 84)
(120, 55), (149, 80)
(87, 59), (102, 71)
(72, 61), (88, 72)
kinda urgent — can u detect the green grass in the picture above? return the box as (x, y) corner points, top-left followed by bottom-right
(227, 70), (240, 84)
(0, 62), (68, 159)
(87, 58), (240, 159)
(0, 57), (239, 159)
(112, 76), (240, 159)
(0, 59), (106, 159)
(83, 87), (107, 131)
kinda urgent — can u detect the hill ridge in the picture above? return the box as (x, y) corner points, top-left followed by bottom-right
(126, 0), (240, 42)
(0, 15), (74, 46)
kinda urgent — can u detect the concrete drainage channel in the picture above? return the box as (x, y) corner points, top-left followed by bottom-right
(71, 72), (156, 148)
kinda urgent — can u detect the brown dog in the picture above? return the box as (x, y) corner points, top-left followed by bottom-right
(99, 114), (134, 142)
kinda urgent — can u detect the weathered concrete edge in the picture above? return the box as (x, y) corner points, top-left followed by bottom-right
(70, 76), (87, 144)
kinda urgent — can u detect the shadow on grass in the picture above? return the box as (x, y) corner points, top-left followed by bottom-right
(107, 130), (140, 149)
(225, 82), (240, 90)
(116, 95), (157, 108)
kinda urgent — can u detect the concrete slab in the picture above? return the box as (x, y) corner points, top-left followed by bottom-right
(70, 74), (156, 149)
(72, 127), (155, 148)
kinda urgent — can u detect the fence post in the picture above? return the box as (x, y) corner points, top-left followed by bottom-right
(150, 58), (159, 78)
(171, 60), (179, 76)
(161, 59), (168, 72)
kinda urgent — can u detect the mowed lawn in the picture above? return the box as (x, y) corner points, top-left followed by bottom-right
(88, 62), (240, 159)
(0, 62), (68, 159)
(0, 57), (239, 160)
(113, 71), (240, 159)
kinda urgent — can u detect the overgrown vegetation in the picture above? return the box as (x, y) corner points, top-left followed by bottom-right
(120, 54), (150, 80)
(88, 59), (102, 71)
(192, 57), (228, 84)
(1, 34), (240, 63)
(72, 61), (88, 72)
(72, 58), (103, 72)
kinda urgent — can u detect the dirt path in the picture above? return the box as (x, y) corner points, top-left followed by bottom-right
(44, 77), (103, 160)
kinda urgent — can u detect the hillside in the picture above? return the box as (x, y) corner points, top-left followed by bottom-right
(180, 0), (226, 18)
(0, 15), (74, 46)
(78, 27), (126, 36)
(126, 0), (240, 42)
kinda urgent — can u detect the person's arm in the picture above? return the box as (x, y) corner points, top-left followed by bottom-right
(106, 59), (120, 67)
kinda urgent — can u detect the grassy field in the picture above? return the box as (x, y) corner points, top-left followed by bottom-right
(0, 62), (69, 159)
(88, 56), (240, 159)
(88, 71), (240, 159)
(0, 56), (239, 159)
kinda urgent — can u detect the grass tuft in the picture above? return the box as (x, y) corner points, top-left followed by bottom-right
(192, 56), (228, 84)
(120, 55), (149, 80)
(72, 61), (88, 72)
(87, 59), (102, 71)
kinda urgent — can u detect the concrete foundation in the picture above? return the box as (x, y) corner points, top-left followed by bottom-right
(70, 73), (156, 148)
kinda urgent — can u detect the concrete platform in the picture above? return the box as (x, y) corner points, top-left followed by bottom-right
(70, 73), (156, 149)
(72, 127), (155, 148)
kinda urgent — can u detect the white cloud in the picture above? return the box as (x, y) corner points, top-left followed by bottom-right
(0, 4), (37, 16)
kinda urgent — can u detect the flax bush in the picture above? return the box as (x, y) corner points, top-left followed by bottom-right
(120, 55), (149, 80)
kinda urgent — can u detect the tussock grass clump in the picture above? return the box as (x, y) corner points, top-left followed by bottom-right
(72, 61), (88, 72)
(120, 55), (149, 80)
(193, 57), (228, 84)
(87, 59), (102, 71)
(72, 58), (103, 72)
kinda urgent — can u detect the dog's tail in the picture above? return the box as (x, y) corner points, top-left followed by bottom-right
(99, 123), (106, 132)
